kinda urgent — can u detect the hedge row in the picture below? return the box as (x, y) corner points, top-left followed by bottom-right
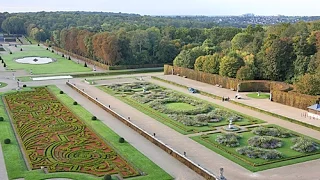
(109, 63), (167, 70)
(151, 76), (320, 132)
(164, 65), (239, 90)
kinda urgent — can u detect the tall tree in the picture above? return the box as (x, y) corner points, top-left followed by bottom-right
(219, 52), (244, 78)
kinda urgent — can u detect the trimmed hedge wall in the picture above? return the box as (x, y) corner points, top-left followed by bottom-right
(272, 91), (320, 110)
(164, 65), (239, 90)
(109, 64), (167, 70)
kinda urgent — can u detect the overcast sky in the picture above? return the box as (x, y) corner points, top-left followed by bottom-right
(1, 0), (319, 16)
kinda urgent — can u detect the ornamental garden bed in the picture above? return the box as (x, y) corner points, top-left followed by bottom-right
(191, 125), (320, 172)
(99, 82), (264, 135)
(3, 87), (138, 178)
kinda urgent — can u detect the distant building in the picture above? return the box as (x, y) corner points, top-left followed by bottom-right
(307, 100), (320, 119)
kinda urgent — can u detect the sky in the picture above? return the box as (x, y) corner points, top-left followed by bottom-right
(1, 0), (320, 16)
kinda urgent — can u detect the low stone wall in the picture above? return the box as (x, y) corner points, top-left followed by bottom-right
(66, 82), (218, 180)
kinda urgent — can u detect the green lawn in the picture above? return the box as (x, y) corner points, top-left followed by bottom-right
(1, 45), (91, 75)
(0, 86), (171, 180)
(99, 84), (265, 135)
(191, 125), (320, 172)
(165, 102), (196, 111)
(0, 82), (7, 88)
(246, 93), (270, 99)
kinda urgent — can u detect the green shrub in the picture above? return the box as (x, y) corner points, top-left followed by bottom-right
(84, 62), (87, 67)
(291, 137), (319, 153)
(9, 51), (12, 54)
(62, 54), (64, 57)
(92, 116), (97, 120)
(4, 139), (10, 144)
(236, 146), (283, 160)
(73, 101), (78, 105)
(119, 137), (125, 143)
(0, 117), (4, 121)
(3, 63), (6, 67)
(252, 126), (291, 138)
(52, 50), (54, 53)
(216, 133), (241, 147)
(20, 48), (23, 51)
(103, 174), (112, 180)
(68, 56), (71, 60)
(59, 91), (64, 94)
(22, 84), (27, 87)
(248, 136), (282, 149)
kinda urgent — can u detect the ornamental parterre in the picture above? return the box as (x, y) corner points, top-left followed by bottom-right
(4, 88), (139, 177)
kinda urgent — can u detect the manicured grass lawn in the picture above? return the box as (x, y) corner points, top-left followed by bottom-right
(99, 84), (265, 135)
(1, 45), (91, 75)
(191, 125), (320, 172)
(0, 82), (7, 88)
(165, 102), (196, 111)
(0, 86), (171, 180)
(246, 93), (270, 99)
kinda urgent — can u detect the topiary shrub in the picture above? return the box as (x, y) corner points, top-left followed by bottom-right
(236, 146), (283, 160)
(73, 101), (78, 105)
(9, 51), (12, 54)
(62, 54), (64, 57)
(252, 126), (291, 138)
(4, 139), (11, 144)
(103, 174), (112, 180)
(38, 44), (40, 46)
(46, 48), (49, 50)
(248, 136), (282, 149)
(84, 62), (87, 67)
(59, 91), (64, 94)
(3, 63), (6, 67)
(52, 50), (54, 53)
(0, 117), (4, 121)
(119, 137), (125, 143)
(14, 44), (17, 47)
(216, 133), (241, 147)
(22, 84), (27, 87)
(91, 116), (97, 120)
(20, 48), (23, 51)
(0, 56), (2, 60)
(68, 56), (71, 60)
(291, 137), (319, 153)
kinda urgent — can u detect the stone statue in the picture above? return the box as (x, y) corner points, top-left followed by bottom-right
(228, 119), (233, 129)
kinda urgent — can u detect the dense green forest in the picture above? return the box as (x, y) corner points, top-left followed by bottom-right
(0, 12), (319, 95)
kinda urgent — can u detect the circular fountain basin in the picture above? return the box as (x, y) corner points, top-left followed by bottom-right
(15, 57), (54, 64)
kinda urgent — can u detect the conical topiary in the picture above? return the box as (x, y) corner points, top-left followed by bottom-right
(84, 62), (87, 67)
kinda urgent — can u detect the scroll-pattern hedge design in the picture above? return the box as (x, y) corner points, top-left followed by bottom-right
(4, 88), (138, 177)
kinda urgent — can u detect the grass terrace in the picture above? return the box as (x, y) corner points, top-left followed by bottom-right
(0, 45), (90, 75)
(99, 82), (265, 135)
(246, 93), (270, 99)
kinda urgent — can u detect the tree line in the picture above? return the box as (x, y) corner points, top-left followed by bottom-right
(0, 12), (319, 95)
(173, 23), (320, 95)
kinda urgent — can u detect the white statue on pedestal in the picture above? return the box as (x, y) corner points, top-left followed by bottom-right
(228, 119), (233, 129)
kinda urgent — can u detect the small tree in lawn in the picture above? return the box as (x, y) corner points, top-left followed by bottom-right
(0, 56), (2, 60)
(20, 48), (23, 51)
(62, 54), (64, 57)
(3, 63), (6, 67)
(9, 51), (12, 54)
(68, 56), (71, 60)
(84, 62), (87, 67)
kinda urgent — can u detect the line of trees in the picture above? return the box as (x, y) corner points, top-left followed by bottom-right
(174, 23), (320, 95)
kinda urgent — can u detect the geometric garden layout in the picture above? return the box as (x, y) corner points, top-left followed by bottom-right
(3, 87), (139, 177)
(102, 82), (320, 172)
